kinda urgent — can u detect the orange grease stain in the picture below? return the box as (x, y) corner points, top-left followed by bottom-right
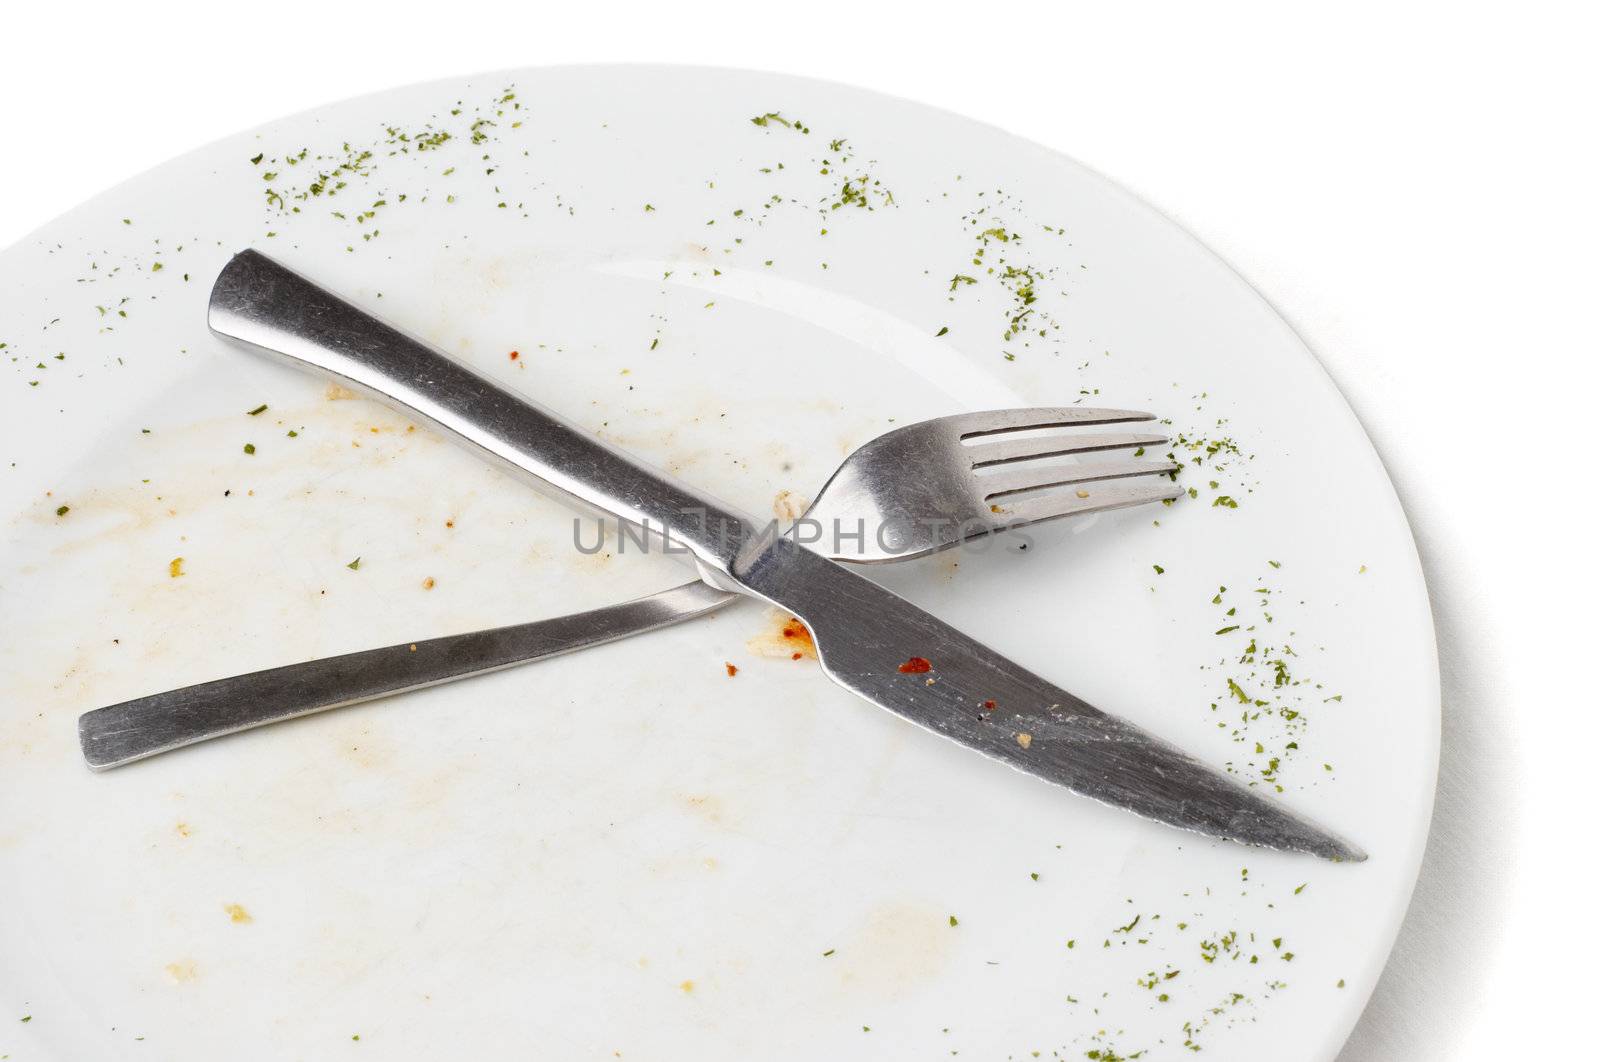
(745, 613), (818, 662)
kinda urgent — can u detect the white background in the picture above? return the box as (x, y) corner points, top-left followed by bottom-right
(4, 1), (1594, 1056)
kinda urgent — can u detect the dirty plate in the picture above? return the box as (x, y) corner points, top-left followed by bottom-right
(0, 66), (1437, 1061)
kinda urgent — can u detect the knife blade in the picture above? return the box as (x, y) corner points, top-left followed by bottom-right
(736, 535), (1363, 860)
(196, 249), (1365, 861)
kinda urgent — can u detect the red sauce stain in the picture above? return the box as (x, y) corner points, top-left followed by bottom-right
(509, 350), (520, 361)
(780, 618), (816, 659)
(898, 656), (933, 674)
(725, 662), (739, 677)
(746, 613), (818, 662)
(981, 699), (997, 712)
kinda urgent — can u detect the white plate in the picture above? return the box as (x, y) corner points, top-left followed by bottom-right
(0, 66), (1437, 1061)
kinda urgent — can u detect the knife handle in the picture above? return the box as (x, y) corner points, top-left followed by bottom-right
(78, 580), (734, 770)
(208, 250), (751, 571)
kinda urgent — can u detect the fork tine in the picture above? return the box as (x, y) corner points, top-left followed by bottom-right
(933, 407), (1159, 440)
(968, 431), (1169, 468)
(979, 459), (1180, 500)
(986, 478), (1186, 527)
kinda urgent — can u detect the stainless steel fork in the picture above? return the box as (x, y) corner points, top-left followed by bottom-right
(79, 407), (1178, 769)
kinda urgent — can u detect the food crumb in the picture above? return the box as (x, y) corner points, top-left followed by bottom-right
(421, 576), (435, 590)
(724, 662), (738, 677)
(1016, 732), (1033, 749)
(168, 557), (184, 578)
(771, 489), (808, 521)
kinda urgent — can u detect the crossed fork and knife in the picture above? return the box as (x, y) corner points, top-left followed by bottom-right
(77, 250), (1363, 863)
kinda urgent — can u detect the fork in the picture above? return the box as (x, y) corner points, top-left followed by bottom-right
(79, 407), (1179, 769)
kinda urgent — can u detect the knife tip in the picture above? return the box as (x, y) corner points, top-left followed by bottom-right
(1317, 840), (1369, 864)
(1283, 822), (1368, 863)
(1225, 790), (1368, 863)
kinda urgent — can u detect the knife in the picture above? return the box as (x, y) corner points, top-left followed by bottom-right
(190, 249), (1364, 861)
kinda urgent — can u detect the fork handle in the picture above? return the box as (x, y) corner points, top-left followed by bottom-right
(78, 580), (734, 770)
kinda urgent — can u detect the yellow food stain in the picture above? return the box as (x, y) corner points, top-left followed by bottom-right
(224, 904), (252, 924)
(681, 793), (726, 825)
(678, 980), (695, 993)
(745, 610), (817, 662)
(325, 383), (357, 401)
(829, 901), (956, 1002)
(174, 821), (191, 838)
(337, 725), (397, 770)
(164, 960), (198, 983)
(168, 556), (184, 578)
